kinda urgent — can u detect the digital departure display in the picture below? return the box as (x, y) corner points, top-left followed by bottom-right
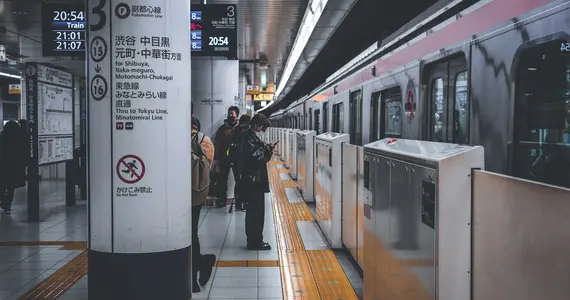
(191, 4), (237, 59)
(41, 2), (86, 57)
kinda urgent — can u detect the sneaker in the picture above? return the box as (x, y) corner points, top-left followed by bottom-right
(198, 254), (216, 286)
(247, 242), (271, 251)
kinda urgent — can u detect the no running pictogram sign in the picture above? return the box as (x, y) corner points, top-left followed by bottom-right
(116, 154), (146, 184)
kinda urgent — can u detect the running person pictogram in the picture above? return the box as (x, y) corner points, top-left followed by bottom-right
(116, 154), (146, 184)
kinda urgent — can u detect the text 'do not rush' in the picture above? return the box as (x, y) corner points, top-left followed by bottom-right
(116, 154), (146, 184)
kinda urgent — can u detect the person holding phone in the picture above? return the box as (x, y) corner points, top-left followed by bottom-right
(238, 114), (273, 250)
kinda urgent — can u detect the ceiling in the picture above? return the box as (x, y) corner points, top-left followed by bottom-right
(0, 0), (309, 82)
(266, 0), (444, 114)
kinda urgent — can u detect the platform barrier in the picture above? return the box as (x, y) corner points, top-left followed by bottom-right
(472, 171), (570, 300)
(341, 143), (364, 268)
(314, 132), (349, 248)
(297, 130), (316, 203)
(362, 138), (484, 300)
(288, 129), (300, 179)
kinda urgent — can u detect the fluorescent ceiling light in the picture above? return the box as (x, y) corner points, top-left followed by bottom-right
(0, 72), (21, 79)
(274, 0), (329, 98)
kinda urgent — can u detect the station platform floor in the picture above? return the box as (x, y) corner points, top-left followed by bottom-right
(0, 157), (362, 299)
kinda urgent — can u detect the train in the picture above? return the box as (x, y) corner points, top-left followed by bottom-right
(267, 0), (570, 189)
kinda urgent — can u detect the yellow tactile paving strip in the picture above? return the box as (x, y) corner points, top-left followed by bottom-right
(19, 250), (88, 300)
(0, 241), (87, 250)
(215, 260), (280, 267)
(268, 157), (359, 300)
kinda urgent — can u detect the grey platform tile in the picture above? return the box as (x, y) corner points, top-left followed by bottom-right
(279, 173), (290, 180)
(209, 287), (258, 299)
(284, 188), (303, 203)
(258, 267), (281, 279)
(258, 276), (282, 287)
(259, 286), (283, 299)
(212, 277), (258, 288)
(296, 221), (329, 250)
(8, 261), (58, 270)
(214, 267), (258, 279)
(0, 289), (16, 299)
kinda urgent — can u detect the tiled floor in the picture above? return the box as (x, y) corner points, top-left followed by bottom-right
(0, 161), (362, 300)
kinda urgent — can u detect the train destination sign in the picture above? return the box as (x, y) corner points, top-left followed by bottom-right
(190, 4), (237, 59)
(41, 2), (86, 57)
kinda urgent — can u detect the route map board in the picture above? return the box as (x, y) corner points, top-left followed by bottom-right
(25, 63), (75, 166)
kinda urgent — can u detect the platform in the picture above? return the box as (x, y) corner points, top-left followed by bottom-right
(0, 157), (361, 299)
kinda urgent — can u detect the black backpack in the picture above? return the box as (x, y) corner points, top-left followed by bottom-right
(227, 128), (242, 165)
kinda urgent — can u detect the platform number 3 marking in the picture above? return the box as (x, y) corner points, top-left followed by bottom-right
(91, 0), (107, 32)
(227, 5), (235, 17)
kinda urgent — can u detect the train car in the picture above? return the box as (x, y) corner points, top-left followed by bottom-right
(278, 0), (570, 189)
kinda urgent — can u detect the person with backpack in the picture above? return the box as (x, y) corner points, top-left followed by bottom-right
(191, 117), (216, 293)
(227, 114), (251, 211)
(212, 106), (239, 207)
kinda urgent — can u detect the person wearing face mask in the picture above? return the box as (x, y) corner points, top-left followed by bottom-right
(238, 113), (273, 250)
(212, 106), (240, 207)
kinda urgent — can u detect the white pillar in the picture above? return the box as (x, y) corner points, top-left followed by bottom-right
(87, 1), (192, 299)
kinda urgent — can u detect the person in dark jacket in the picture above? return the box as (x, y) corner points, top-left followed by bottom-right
(228, 114), (251, 211)
(238, 113), (273, 250)
(0, 121), (26, 214)
(212, 106), (240, 207)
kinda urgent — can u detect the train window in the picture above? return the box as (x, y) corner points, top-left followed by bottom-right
(323, 102), (329, 132)
(513, 39), (570, 188)
(298, 113), (302, 129)
(314, 109), (321, 134)
(425, 55), (468, 143)
(454, 71), (468, 144)
(332, 103), (344, 133)
(309, 108), (313, 130)
(349, 89), (363, 145)
(431, 78), (445, 142)
(371, 87), (402, 141)
(371, 92), (381, 141)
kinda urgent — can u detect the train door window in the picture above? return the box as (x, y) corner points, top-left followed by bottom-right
(309, 108), (313, 130)
(371, 87), (403, 141)
(425, 55), (468, 143)
(512, 39), (570, 188)
(323, 102), (329, 132)
(314, 109), (321, 134)
(349, 89), (363, 145)
(332, 103), (344, 133)
(371, 92), (381, 141)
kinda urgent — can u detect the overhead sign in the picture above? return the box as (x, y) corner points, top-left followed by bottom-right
(246, 85), (261, 95)
(41, 2), (86, 57)
(8, 84), (21, 94)
(254, 93), (273, 101)
(190, 4), (237, 59)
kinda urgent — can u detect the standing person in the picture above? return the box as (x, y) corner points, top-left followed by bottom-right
(190, 117), (216, 292)
(212, 106), (239, 207)
(227, 114), (251, 211)
(238, 114), (274, 250)
(0, 121), (26, 214)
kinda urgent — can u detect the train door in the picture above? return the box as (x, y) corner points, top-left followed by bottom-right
(332, 103), (344, 133)
(314, 109), (321, 134)
(323, 102), (329, 132)
(424, 55), (468, 144)
(349, 89), (363, 145)
(370, 87), (403, 141)
(512, 39), (570, 188)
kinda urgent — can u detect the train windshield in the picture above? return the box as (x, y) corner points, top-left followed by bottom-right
(513, 39), (570, 188)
